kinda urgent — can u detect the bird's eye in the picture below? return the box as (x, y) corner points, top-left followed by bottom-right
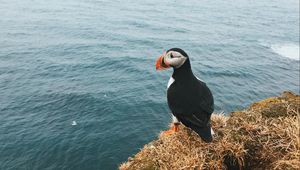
(170, 53), (174, 58)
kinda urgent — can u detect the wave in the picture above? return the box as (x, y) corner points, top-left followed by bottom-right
(271, 44), (299, 60)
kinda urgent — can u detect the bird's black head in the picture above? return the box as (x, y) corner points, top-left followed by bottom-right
(156, 48), (191, 70)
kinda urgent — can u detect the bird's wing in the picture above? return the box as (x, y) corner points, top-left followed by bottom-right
(167, 77), (214, 116)
(194, 80), (214, 114)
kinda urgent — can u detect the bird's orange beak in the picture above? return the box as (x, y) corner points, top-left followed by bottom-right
(156, 54), (170, 70)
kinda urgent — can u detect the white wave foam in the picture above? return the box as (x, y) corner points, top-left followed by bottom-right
(271, 44), (299, 60)
(72, 121), (77, 126)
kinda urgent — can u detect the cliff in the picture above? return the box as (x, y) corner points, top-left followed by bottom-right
(120, 91), (300, 170)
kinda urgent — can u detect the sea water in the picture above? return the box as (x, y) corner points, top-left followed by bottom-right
(0, 0), (299, 169)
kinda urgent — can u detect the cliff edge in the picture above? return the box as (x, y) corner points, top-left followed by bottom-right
(120, 91), (300, 170)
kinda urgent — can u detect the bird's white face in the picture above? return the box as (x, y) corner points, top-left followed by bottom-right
(156, 51), (187, 70)
(164, 51), (187, 68)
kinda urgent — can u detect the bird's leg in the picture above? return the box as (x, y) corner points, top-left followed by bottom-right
(162, 116), (180, 136)
(162, 123), (180, 135)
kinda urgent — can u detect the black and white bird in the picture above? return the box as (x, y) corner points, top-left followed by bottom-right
(156, 48), (214, 142)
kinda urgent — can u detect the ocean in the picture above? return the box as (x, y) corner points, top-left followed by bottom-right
(0, 0), (299, 169)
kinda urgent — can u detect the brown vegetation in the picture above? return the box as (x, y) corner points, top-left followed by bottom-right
(120, 91), (300, 170)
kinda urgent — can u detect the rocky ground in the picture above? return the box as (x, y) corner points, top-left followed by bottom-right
(120, 91), (299, 170)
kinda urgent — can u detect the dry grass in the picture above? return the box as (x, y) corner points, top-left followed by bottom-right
(120, 91), (300, 170)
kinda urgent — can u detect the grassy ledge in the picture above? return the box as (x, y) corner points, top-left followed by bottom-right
(120, 91), (300, 170)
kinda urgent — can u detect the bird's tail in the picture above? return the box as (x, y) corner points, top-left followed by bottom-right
(193, 125), (213, 143)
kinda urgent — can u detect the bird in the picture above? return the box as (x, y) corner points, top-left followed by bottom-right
(156, 48), (214, 142)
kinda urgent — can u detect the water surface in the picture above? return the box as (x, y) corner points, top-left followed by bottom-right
(0, 0), (299, 169)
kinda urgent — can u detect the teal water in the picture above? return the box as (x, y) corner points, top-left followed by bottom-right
(0, 0), (299, 169)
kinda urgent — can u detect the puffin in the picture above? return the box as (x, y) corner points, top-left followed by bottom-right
(156, 48), (214, 142)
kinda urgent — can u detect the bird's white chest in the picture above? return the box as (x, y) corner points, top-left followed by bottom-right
(167, 77), (175, 89)
(167, 76), (203, 89)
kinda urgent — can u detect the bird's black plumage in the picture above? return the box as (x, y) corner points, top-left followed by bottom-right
(166, 48), (214, 142)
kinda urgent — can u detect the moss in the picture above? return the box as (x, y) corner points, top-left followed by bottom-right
(250, 91), (300, 118)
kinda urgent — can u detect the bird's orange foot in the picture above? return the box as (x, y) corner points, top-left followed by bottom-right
(161, 123), (179, 136)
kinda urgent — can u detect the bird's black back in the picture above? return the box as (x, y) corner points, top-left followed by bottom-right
(167, 74), (214, 117)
